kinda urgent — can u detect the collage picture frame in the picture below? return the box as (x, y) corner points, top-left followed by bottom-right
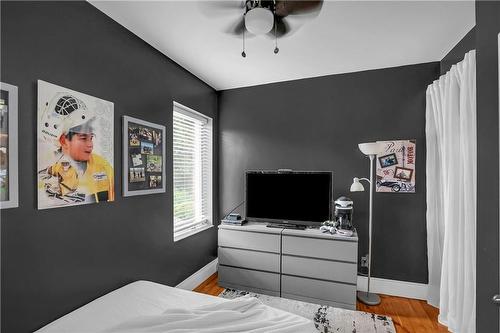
(123, 116), (166, 196)
(376, 140), (416, 193)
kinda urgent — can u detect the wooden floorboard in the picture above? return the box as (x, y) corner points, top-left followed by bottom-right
(193, 273), (449, 333)
(193, 272), (224, 296)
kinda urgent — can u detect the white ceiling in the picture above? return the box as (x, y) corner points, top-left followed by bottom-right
(91, 1), (475, 91)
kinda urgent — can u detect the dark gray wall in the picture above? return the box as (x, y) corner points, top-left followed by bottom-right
(441, 27), (476, 75)
(476, 1), (500, 332)
(0, 2), (218, 332)
(219, 62), (440, 283)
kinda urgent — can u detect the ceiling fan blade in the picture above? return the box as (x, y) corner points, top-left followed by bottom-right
(267, 16), (291, 38)
(275, 0), (323, 17)
(225, 16), (245, 35)
(224, 16), (255, 38)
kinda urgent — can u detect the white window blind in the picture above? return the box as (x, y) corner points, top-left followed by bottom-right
(173, 102), (213, 242)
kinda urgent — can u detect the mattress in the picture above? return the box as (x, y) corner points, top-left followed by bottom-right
(36, 280), (228, 333)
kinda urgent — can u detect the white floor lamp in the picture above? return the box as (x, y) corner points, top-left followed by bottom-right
(350, 142), (384, 306)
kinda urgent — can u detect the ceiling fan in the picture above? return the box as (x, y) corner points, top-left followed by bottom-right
(202, 0), (323, 57)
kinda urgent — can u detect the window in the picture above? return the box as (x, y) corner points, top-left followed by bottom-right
(173, 102), (213, 241)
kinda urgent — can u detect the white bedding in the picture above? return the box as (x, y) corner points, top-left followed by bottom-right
(36, 280), (315, 333)
(105, 295), (315, 333)
(36, 281), (227, 332)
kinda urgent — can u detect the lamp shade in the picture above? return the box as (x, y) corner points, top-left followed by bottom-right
(358, 142), (384, 156)
(350, 177), (365, 192)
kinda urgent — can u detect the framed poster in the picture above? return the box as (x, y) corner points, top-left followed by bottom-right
(123, 116), (165, 196)
(376, 140), (416, 193)
(37, 80), (114, 209)
(0, 82), (19, 209)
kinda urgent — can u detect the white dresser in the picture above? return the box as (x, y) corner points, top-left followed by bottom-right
(218, 223), (358, 309)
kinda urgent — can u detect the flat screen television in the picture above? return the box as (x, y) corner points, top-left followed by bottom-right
(245, 170), (333, 227)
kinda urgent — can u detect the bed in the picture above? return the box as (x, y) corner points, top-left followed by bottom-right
(35, 280), (316, 333)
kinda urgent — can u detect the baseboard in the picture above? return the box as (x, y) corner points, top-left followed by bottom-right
(176, 258), (218, 290)
(357, 275), (428, 300)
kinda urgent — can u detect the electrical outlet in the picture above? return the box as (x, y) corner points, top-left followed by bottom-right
(361, 254), (369, 267)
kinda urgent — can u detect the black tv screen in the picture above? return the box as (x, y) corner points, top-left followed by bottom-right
(245, 171), (332, 226)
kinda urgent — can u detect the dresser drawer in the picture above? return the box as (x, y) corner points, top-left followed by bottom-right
(218, 265), (280, 293)
(281, 275), (356, 306)
(282, 255), (357, 283)
(219, 247), (280, 273)
(219, 229), (280, 253)
(282, 235), (357, 262)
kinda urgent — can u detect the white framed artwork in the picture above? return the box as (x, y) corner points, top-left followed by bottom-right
(0, 82), (19, 209)
(123, 116), (166, 196)
(37, 80), (114, 209)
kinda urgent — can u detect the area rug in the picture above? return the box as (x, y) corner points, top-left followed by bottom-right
(219, 289), (396, 333)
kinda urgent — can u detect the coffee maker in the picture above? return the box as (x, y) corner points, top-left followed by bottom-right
(334, 196), (354, 231)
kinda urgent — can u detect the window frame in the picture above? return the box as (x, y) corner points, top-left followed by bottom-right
(172, 101), (213, 242)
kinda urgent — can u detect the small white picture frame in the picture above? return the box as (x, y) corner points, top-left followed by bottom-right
(123, 116), (166, 196)
(0, 82), (19, 209)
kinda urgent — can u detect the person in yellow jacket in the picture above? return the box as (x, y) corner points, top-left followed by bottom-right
(39, 94), (114, 204)
(54, 128), (115, 203)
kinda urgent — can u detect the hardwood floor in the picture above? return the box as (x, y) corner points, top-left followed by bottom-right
(193, 273), (449, 333)
(357, 294), (449, 333)
(193, 272), (225, 296)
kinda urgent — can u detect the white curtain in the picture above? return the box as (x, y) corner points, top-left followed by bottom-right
(425, 50), (476, 333)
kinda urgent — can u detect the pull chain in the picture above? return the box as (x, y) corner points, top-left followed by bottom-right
(273, 0), (279, 54)
(274, 16), (279, 54)
(241, 22), (247, 58)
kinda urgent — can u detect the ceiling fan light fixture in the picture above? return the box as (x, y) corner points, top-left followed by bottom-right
(245, 7), (274, 35)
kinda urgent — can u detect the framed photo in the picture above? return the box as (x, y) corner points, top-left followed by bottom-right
(37, 80), (114, 209)
(378, 153), (398, 168)
(376, 140), (416, 193)
(0, 82), (19, 209)
(123, 116), (165, 196)
(394, 166), (413, 181)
